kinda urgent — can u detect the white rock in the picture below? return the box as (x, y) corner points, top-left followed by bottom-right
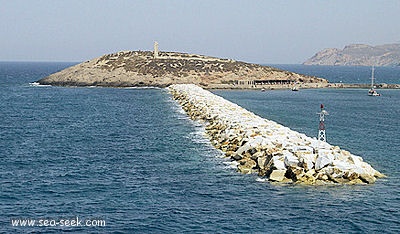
(284, 151), (299, 167)
(248, 136), (264, 147)
(298, 153), (316, 171)
(360, 161), (378, 176)
(236, 142), (252, 155)
(293, 145), (314, 154)
(348, 155), (364, 167)
(310, 140), (331, 150)
(332, 159), (354, 171)
(315, 150), (334, 170)
(271, 156), (286, 170)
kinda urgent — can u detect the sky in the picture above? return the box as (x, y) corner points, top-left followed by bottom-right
(0, 0), (399, 64)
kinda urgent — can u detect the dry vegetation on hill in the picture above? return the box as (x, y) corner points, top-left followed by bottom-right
(38, 50), (326, 88)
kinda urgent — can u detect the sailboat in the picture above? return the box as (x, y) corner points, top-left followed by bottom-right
(368, 66), (381, 96)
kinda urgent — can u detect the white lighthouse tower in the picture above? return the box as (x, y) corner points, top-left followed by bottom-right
(153, 41), (159, 58)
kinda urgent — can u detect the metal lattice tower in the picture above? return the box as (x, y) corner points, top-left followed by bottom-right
(317, 104), (328, 142)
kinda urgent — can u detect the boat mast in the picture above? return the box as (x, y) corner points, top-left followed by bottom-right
(371, 66), (375, 88)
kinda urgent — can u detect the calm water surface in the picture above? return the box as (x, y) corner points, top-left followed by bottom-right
(1, 63), (399, 233)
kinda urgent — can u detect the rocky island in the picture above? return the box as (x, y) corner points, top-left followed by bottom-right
(38, 43), (327, 89)
(304, 43), (400, 66)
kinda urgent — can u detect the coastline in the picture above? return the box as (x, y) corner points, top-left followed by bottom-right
(36, 51), (328, 88)
(204, 82), (400, 90)
(33, 53), (399, 90)
(31, 81), (400, 90)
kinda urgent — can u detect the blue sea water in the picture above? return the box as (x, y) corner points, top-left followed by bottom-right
(1, 62), (399, 233)
(270, 64), (400, 84)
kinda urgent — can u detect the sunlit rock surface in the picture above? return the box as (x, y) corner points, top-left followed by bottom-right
(169, 84), (385, 185)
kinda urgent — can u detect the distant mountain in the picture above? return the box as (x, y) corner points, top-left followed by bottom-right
(303, 43), (400, 66)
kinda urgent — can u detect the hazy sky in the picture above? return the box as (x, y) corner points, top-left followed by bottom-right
(1, 0), (399, 64)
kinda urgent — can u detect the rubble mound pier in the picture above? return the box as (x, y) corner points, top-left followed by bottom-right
(169, 84), (385, 185)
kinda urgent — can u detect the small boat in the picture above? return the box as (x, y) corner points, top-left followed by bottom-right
(261, 88), (266, 92)
(368, 88), (381, 96)
(291, 86), (299, 91)
(368, 66), (381, 96)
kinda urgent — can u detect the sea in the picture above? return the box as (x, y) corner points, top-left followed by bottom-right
(1, 62), (399, 233)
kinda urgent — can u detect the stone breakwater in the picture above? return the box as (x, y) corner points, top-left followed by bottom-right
(168, 84), (385, 185)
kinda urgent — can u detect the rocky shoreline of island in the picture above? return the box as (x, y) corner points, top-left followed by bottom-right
(36, 49), (399, 90)
(37, 49), (328, 88)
